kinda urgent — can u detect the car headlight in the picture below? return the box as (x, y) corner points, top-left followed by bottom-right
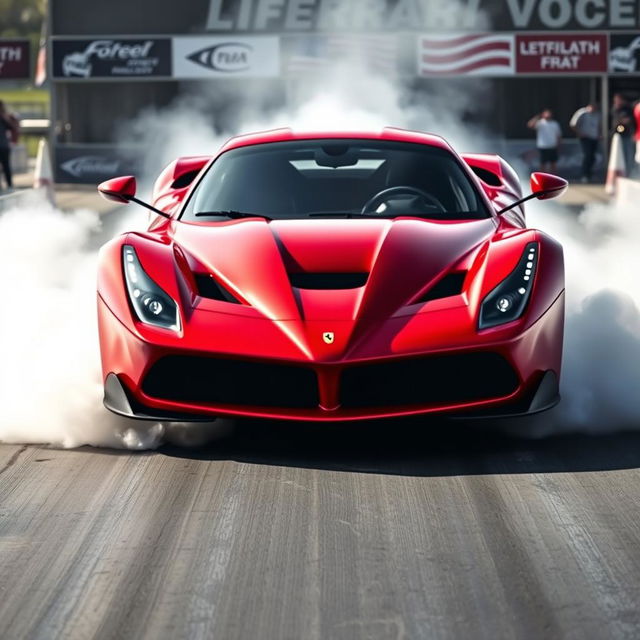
(122, 245), (181, 331)
(479, 242), (538, 329)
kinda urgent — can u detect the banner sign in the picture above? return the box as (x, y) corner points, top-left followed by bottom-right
(52, 39), (172, 78)
(418, 32), (610, 76)
(515, 33), (608, 73)
(55, 146), (137, 184)
(418, 33), (515, 76)
(0, 40), (30, 79)
(609, 34), (640, 72)
(47, 32), (640, 80)
(172, 36), (280, 77)
(203, 0), (640, 33)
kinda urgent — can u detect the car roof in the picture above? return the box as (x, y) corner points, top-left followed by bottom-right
(218, 127), (453, 155)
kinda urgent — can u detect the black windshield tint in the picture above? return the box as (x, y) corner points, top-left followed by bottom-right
(181, 139), (489, 221)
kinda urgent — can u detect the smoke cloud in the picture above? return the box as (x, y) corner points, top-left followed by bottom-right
(121, 68), (492, 185)
(0, 43), (638, 448)
(0, 194), (172, 448)
(527, 199), (640, 435)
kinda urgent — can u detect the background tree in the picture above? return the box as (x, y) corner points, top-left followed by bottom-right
(0, 0), (47, 52)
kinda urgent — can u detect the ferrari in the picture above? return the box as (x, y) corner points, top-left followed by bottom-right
(97, 127), (566, 426)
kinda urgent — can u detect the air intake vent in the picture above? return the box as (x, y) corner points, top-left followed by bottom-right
(194, 274), (242, 304)
(289, 272), (368, 290)
(143, 356), (319, 408)
(171, 169), (201, 189)
(418, 272), (466, 303)
(340, 352), (518, 408)
(470, 166), (502, 186)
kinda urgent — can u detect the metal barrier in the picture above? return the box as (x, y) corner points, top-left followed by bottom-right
(0, 188), (36, 214)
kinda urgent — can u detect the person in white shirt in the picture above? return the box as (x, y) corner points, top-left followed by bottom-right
(570, 103), (601, 183)
(527, 109), (562, 172)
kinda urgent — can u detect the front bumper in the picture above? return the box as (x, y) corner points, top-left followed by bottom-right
(99, 293), (564, 423)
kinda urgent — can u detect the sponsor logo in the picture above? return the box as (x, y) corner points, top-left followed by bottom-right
(60, 156), (121, 179)
(172, 36), (279, 78)
(322, 332), (334, 345)
(610, 35), (640, 72)
(0, 45), (24, 62)
(58, 40), (162, 78)
(62, 52), (92, 77)
(418, 33), (515, 77)
(187, 42), (252, 72)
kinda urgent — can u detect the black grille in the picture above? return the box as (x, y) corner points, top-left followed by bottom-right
(289, 272), (368, 289)
(194, 274), (242, 304)
(418, 272), (466, 303)
(142, 356), (318, 408)
(340, 353), (518, 408)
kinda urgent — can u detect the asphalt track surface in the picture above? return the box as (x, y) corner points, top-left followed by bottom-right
(2, 424), (640, 639)
(1, 191), (639, 639)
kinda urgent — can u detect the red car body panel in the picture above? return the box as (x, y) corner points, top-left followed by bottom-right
(151, 155), (211, 216)
(97, 127), (565, 422)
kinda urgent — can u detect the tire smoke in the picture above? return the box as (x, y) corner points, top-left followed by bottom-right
(0, 195), (130, 448)
(527, 199), (640, 434)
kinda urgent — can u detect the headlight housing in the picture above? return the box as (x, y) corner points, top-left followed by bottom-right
(479, 242), (538, 329)
(122, 245), (181, 331)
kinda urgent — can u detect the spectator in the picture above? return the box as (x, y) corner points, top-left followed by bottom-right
(610, 93), (636, 177)
(527, 109), (562, 172)
(0, 100), (18, 191)
(570, 103), (601, 183)
(634, 99), (640, 173)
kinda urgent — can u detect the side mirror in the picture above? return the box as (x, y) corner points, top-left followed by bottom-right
(98, 175), (136, 204)
(97, 175), (171, 219)
(530, 172), (568, 201)
(497, 172), (568, 215)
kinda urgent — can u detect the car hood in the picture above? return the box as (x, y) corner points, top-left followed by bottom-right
(172, 217), (497, 358)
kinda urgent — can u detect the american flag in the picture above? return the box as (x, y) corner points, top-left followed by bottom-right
(418, 33), (515, 77)
(287, 35), (397, 75)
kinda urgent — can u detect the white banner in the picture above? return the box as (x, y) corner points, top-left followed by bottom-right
(172, 36), (280, 78)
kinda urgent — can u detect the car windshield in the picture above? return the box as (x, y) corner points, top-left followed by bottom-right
(180, 139), (490, 222)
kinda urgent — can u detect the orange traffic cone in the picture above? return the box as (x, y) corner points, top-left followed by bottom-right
(605, 132), (626, 196)
(33, 138), (55, 206)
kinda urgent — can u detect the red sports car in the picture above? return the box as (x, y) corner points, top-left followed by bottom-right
(97, 127), (566, 426)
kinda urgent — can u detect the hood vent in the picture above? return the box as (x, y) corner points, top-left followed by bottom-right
(289, 272), (368, 290)
(194, 274), (242, 304)
(418, 272), (466, 303)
